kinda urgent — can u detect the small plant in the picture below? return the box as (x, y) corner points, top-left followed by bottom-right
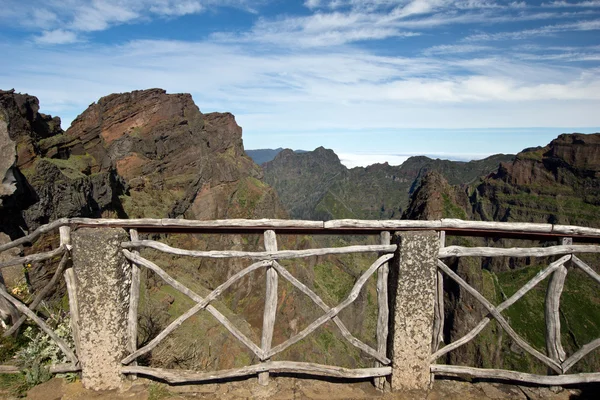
(15, 307), (77, 390)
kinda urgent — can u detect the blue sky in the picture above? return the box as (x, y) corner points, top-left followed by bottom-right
(1, 0), (600, 167)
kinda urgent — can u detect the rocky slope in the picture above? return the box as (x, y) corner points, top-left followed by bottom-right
(404, 133), (600, 374)
(0, 88), (285, 233)
(262, 147), (513, 220)
(0, 88), (292, 371)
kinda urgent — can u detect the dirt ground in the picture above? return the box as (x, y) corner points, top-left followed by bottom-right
(3, 376), (596, 400)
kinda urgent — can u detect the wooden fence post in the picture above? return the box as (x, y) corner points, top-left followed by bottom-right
(375, 231), (390, 390)
(545, 237), (570, 370)
(389, 231), (439, 391)
(259, 230), (278, 385)
(70, 228), (131, 390)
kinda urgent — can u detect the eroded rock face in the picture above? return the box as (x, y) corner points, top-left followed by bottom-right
(404, 133), (600, 374)
(56, 88), (283, 221)
(0, 117), (16, 202)
(0, 88), (286, 234)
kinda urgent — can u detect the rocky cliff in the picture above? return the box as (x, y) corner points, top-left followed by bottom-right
(0, 88), (291, 371)
(404, 133), (600, 374)
(262, 147), (513, 220)
(0, 88), (285, 235)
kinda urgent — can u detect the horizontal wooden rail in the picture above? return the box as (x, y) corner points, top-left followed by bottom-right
(122, 362), (392, 383)
(0, 363), (80, 374)
(439, 244), (600, 258)
(432, 365), (600, 385)
(123, 240), (396, 259)
(3, 218), (600, 254)
(0, 246), (65, 269)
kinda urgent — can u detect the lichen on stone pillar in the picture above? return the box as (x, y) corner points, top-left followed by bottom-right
(71, 228), (131, 391)
(389, 230), (439, 391)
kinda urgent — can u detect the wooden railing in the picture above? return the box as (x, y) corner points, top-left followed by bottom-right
(120, 230), (395, 384)
(432, 235), (600, 385)
(1, 217), (600, 390)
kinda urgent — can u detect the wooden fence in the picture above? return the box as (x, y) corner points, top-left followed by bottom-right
(1, 217), (600, 390)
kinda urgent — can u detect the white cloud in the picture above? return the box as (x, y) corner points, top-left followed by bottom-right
(338, 153), (411, 168)
(466, 19), (600, 41)
(1, 0), (259, 43)
(34, 29), (80, 45)
(542, 1), (600, 7)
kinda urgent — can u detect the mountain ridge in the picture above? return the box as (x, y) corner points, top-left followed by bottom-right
(261, 146), (514, 220)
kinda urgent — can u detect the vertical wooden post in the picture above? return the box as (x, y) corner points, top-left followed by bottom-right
(431, 231), (445, 383)
(127, 229), (141, 379)
(389, 231), (439, 391)
(375, 231), (390, 391)
(60, 226), (81, 359)
(545, 237), (570, 369)
(432, 231), (446, 350)
(259, 230), (278, 385)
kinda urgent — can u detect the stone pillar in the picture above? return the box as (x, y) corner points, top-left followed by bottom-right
(71, 228), (131, 390)
(389, 231), (439, 391)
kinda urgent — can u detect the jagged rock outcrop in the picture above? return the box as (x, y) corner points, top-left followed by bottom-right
(0, 88), (285, 234)
(263, 148), (512, 220)
(404, 133), (600, 374)
(0, 88), (292, 371)
(471, 133), (600, 226)
(263, 147), (348, 219)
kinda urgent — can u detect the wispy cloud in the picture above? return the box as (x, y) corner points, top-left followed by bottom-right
(1, 0), (259, 43)
(1, 0), (599, 160)
(542, 1), (600, 8)
(465, 19), (600, 41)
(34, 29), (81, 45)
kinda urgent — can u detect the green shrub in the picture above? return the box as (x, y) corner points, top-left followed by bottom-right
(15, 309), (77, 390)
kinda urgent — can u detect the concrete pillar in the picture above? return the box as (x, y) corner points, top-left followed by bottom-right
(71, 228), (131, 390)
(389, 231), (439, 391)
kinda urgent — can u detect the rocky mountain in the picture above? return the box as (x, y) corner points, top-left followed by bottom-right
(262, 146), (513, 220)
(0, 88), (285, 236)
(245, 148), (308, 165)
(404, 133), (600, 374)
(0, 88), (294, 371)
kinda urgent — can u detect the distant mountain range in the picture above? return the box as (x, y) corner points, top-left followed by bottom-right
(258, 146), (514, 220)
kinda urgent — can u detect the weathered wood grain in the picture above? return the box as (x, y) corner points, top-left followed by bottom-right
(545, 240), (569, 365)
(71, 217), (323, 229)
(375, 231), (391, 390)
(432, 255), (570, 362)
(0, 246), (65, 269)
(439, 244), (600, 258)
(126, 229), (141, 378)
(436, 260), (562, 373)
(562, 338), (600, 373)
(122, 240), (396, 260)
(259, 230), (278, 385)
(122, 250), (269, 364)
(0, 363), (80, 374)
(63, 268), (81, 359)
(571, 255), (600, 286)
(271, 261), (389, 364)
(324, 220), (443, 229)
(432, 364), (600, 385)
(122, 362), (391, 383)
(267, 254), (394, 359)
(3, 251), (70, 337)
(0, 218), (69, 253)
